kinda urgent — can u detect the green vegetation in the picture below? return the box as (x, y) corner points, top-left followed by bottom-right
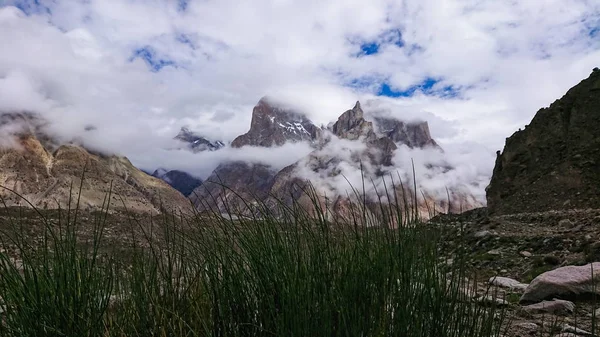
(0, 186), (506, 337)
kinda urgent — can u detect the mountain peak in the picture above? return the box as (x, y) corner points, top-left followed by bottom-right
(231, 97), (321, 148)
(331, 101), (375, 141)
(175, 127), (224, 152)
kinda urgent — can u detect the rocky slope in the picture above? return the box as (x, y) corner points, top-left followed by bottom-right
(0, 113), (191, 214)
(487, 68), (600, 215)
(191, 98), (482, 220)
(430, 207), (600, 337)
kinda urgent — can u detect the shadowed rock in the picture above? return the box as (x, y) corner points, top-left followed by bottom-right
(487, 70), (600, 214)
(231, 97), (321, 148)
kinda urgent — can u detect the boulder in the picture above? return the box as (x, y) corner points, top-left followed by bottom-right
(520, 263), (600, 303)
(521, 299), (575, 315)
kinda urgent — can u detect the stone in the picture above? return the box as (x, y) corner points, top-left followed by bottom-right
(513, 322), (539, 333)
(562, 324), (593, 336)
(520, 262), (600, 303)
(474, 295), (509, 306)
(489, 276), (528, 291)
(474, 230), (494, 238)
(522, 299), (575, 315)
(487, 249), (502, 256)
(520, 251), (533, 258)
(559, 219), (574, 227)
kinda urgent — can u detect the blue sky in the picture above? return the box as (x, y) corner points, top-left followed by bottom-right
(0, 0), (599, 179)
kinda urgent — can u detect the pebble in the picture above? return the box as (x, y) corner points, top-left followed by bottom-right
(520, 251), (533, 257)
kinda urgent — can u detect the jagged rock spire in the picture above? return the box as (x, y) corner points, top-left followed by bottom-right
(331, 101), (375, 141)
(231, 97), (321, 148)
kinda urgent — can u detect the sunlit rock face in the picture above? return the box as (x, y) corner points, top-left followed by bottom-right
(0, 113), (191, 214)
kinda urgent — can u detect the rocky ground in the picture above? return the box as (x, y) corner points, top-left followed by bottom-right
(3, 205), (600, 336)
(431, 207), (600, 337)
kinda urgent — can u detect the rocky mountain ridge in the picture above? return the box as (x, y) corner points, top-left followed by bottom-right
(487, 68), (600, 214)
(175, 127), (225, 152)
(0, 113), (191, 214)
(189, 97), (481, 220)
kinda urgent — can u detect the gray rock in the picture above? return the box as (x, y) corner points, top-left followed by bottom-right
(522, 299), (575, 315)
(487, 249), (502, 256)
(520, 262), (600, 303)
(559, 219), (574, 227)
(474, 295), (509, 306)
(513, 322), (539, 333)
(520, 251), (533, 258)
(562, 324), (593, 336)
(489, 276), (528, 291)
(474, 230), (494, 238)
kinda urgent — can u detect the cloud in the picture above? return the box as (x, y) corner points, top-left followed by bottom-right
(290, 131), (494, 206)
(130, 141), (314, 180)
(0, 0), (598, 198)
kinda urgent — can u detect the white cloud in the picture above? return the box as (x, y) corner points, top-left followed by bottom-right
(0, 0), (598, 193)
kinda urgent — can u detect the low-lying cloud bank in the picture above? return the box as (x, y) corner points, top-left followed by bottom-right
(290, 132), (494, 207)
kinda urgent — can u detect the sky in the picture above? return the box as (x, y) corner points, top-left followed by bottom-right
(0, 0), (599, 187)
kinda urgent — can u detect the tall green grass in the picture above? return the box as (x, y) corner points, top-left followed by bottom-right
(0, 183), (506, 337)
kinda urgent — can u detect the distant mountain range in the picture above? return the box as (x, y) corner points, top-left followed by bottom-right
(162, 97), (482, 221)
(0, 96), (482, 220)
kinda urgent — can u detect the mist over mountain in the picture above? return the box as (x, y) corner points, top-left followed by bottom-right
(182, 97), (489, 219)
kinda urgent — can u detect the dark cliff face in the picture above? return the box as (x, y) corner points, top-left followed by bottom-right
(231, 97), (321, 148)
(189, 162), (277, 214)
(486, 69), (600, 214)
(152, 169), (202, 197)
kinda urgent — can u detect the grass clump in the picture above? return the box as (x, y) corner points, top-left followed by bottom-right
(0, 183), (506, 337)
